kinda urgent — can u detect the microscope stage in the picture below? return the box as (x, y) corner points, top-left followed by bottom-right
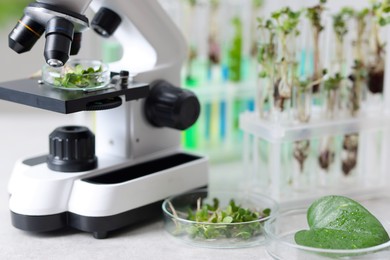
(0, 78), (149, 113)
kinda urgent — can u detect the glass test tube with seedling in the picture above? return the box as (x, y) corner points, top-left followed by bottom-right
(228, 16), (243, 83)
(316, 8), (353, 186)
(349, 8), (370, 116)
(256, 18), (277, 119)
(270, 8), (314, 191)
(183, 0), (198, 86)
(224, 0), (252, 144)
(294, 0), (327, 123)
(181, 0), (209, 88)
(270, 7), (301, 123)
(207, 0), (222, 82)
(336, 8), (362, 180)
(180, 0), (209, 150)
(249, 0), (264, 81)
(322, 8), (354, 118)
(366, 0), (389, 98)
(317, 72), (343, 187)
(323, 7), (362, 181)
(305, 0), (327, 95)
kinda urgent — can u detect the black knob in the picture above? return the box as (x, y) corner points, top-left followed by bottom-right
(91, 8), (122, 38)
(47, 126), (97, 172)
(145, 80), (201, 131)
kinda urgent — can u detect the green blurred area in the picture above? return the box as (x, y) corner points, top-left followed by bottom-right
(0, 0), (31, 27)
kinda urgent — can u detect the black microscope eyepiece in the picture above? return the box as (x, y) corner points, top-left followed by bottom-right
(44, 17), (75, 67)
(91, 8), (122, 38)
(8, 15), (45, 54)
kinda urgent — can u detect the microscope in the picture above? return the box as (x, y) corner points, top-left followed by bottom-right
(0, 0), (208, 238)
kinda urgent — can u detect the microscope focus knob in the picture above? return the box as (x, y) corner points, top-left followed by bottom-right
(47, 126), (97, 172)
(91, 8), (122, 37)
(145, 80), (200, 131)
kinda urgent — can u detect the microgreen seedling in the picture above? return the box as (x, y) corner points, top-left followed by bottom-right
(332, 7), (354, 78)
(170, 197), (271, 240)
(257, 18), (276, 79)
(270, 7), (301, 110)
(53, 64), (103, 88)
(305, 0), (326, 93)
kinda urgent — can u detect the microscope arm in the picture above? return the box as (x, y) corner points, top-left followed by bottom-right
(88, 0), (188, 86)
(86, 0), (191, 160)
(36, 0), (92, 14)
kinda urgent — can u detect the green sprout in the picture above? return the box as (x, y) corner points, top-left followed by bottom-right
(323, 72), (344, 118)
(332, 7), (353, 81)
(333, 7), (354, 43)
(353, 8), (370, 64)
(306, 0), (326, 33)
(371, 0), (390, 26)
(305, 0), (326, 92)
(257, 18), (276, 79)
(53, 64), (103, 88)
(323, 72), (344, 91)
(256, 18), (276, 118)
(270, 7), (301, 110)
(271, 7), (301, 38)
(171, 198), (271, 240)
(349, 8), (370, 115)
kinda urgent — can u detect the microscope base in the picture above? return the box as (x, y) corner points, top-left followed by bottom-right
(9, 152), (208, 238)
(11, 198), (164, 239)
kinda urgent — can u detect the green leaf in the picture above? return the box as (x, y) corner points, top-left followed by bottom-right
(295, 196), (390, 249)
(222, 216), (233, 223)
(258, 71), (268, 78)
(263, 208), (271, 216)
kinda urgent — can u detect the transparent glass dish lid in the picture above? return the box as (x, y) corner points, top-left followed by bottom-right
(265, 196), (390, 259)
(162, 189), (279, 249)
(42, 59), (110, 91)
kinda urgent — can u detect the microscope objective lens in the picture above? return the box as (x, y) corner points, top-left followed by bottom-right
(44, 17), (75, 67)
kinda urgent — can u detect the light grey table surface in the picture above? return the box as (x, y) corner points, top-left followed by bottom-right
(0, 103), (272, 260)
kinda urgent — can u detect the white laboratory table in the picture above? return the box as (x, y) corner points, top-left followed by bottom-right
(0, 103), (272, 260)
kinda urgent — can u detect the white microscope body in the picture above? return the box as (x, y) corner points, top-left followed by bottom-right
(4, 0), (208, 239)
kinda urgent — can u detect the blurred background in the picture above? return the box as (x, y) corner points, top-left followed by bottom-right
(0, 0), (383, 167)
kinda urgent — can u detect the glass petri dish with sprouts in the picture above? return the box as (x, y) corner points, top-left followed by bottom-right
(42, 59), (110, 91)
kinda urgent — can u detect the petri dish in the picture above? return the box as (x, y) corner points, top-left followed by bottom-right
(42, 59), (111, 91)
(162, 189), (279, 248)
